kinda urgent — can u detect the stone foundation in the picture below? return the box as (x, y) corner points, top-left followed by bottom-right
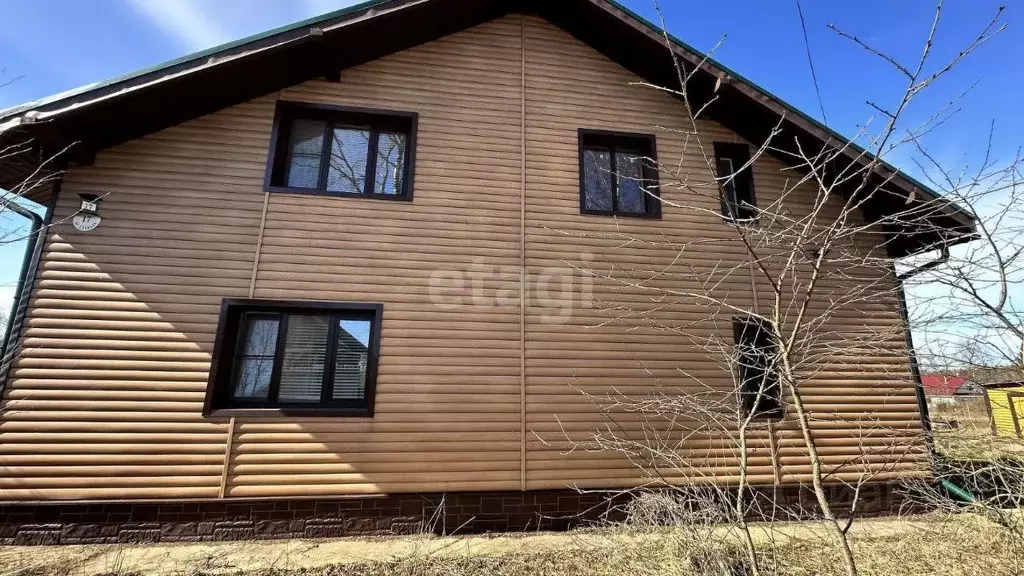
(0, 483), (911, 545)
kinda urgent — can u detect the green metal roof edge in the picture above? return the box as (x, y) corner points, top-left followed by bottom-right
(602, 0), (958, 209)
(0, 0), (393, 118)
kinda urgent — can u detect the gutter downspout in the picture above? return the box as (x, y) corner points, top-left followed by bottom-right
(0, 186), (56, 390)
(894, 246), (949, 457)
(897, 246), (951, 282)
(892, 247), (978, 503)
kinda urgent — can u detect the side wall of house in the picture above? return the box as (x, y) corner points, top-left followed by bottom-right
(0, 14), (924, 502)
(519, 17), (921, 490)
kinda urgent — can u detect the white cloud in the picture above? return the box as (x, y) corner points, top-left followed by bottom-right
(123, 0), (231, 52)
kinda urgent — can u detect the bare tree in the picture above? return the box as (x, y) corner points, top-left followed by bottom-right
(904, 130), (1024, 373)
(547, 3), (1011, 575)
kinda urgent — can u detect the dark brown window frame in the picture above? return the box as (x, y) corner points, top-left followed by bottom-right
(264, 101), (418, 201)
(204, 299), (383, 418)
(714, 142), (758, 223)
(732, 316), (784, 420)
(577, 129), (662, 219)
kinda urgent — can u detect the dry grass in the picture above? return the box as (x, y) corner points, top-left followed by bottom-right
(1, 514), (1021, 576)
(931, 399), (1024, 460)
(772, 514), (1022, 576)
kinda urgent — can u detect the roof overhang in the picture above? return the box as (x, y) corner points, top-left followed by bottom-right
(981, 381), (1024, 390)
(0, 0), (976, 257)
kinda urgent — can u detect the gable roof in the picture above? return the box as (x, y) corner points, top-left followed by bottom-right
(921, 374), (968, 397)
(981, 381), (1024, 390)
(953, 381), (983, 396)
(0, 0), (975, 256)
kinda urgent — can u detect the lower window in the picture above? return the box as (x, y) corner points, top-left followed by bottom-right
(733, 317), (784, 419)
(205, 299), (382, 416)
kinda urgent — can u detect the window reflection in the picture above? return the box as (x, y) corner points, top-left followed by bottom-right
(326, 128), (370, 194)
(285, 120), (326, 189)
(374, 132), (407, 194)
(232, 315), (279, 399)
(334, 319), (371, 400)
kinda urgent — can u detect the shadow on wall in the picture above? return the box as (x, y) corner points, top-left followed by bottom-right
(0, 194), (531, 501)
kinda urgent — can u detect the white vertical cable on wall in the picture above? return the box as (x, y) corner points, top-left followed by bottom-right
(222, 91), (280, 499)
(219, 417), (236, 498)
(249, 128), (275, 298)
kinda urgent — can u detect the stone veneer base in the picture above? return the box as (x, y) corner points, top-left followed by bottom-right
(0, 484), (911, 545)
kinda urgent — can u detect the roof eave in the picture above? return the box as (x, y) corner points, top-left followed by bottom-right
(0, 0), (976, 256)
(0, 0), (410, 122)
(594, 0), (977, 236)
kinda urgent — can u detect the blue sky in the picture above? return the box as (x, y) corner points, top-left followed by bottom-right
(0, 0), (1020, 350)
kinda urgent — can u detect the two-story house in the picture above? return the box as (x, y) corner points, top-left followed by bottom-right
(0, 0), (974, 544)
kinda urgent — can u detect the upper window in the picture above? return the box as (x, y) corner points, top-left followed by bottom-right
(714, 142), (757, 222)
(733, 317), (783, 419)
(266, 102), (417, 200)
(205, 299), (383, 416)
(578, 130), (661, 218)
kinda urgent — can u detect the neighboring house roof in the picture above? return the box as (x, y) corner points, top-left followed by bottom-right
(953, 381), (983, 397)
(920, 374), (968, 397)
(337, 329), (369, 354)
(981, 380), (1024, 390)
(0, 0), (975, 255)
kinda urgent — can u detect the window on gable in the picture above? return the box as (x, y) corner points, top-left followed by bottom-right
(714, 142), (757, 222)
(579, 130), (661, 218)
(733, 317), (783, 419)
(205, 299), (382, 416)
(267, 102), (417, 200)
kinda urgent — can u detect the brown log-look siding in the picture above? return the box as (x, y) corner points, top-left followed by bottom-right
(519, 16), (921, 489)
(0, 14), (924, 502)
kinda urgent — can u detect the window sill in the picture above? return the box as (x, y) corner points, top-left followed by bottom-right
(748, 412), (785, 422)
(207, 406), (374, 419)
(266, 185), (413, 202)
(580, 209), (662, 219)
(723, 216), (758, 226)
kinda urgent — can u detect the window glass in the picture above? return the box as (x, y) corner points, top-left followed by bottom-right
(232, 316), (279, 400)
(734, 319), (782, 418)
(715, 144), (756, 221)
(326, 128), (370, 194)
(615, 152), (646, 214)
(285, 119), (326, 189)
(717, 157), (739, 217)
(334, 319), (371, 400)
(213, 301), (382, 415)
(582, 148), (613, 212)
(579, 131), (658, 217)
(270, 107), (415, 199)
(374, 132), (407, 195)
(278, 315), (330, 402)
